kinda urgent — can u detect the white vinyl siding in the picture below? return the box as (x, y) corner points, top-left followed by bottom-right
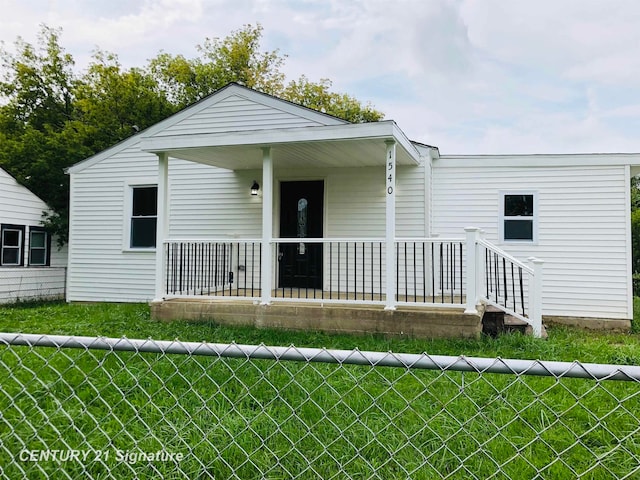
(68, 142), (159, 302)
(432, 162), (630, 320)
(68, 157), (426, 302)
(0, 168), (67, 270)
(0, 267), (67, 304)
(169, 162), (262, 239)
(0, 168), (67, 302)
(65, 85), (357, 302)
(157, 94), (327, 137)
(397, 164), (428, 237)
(170, 163), (425, 242)
(326, 168), (384, 238)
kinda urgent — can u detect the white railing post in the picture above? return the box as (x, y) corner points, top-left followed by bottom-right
(476, 229), (486, 302)
(528, 257), (544, 338)
(464, 227), (480, 314)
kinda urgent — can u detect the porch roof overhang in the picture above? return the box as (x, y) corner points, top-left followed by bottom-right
(139, 120), (422, 169)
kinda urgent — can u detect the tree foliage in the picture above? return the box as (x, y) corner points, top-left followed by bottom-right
(75, 50), (174, 151)
(0, 26), (75, 131)
(0, 24), (383, 246)
(283, 76), (382, 123)
(148, 25), (287, 107)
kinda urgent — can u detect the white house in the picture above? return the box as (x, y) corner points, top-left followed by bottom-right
(65, 83), (640, 336)
(0, 167), (67, 303)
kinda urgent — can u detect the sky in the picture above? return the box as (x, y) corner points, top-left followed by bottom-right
(2, 0), (640, 155)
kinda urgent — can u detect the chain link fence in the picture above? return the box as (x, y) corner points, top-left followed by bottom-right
(1, 332), (640, 479)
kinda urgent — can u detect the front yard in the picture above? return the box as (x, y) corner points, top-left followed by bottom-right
(0, 301), (639, 479)
(1, 300), (639, 364)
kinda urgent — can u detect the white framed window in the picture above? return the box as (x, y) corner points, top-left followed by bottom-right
(499, 191), (538, 243)
(125, 183), (158, 249)
(1, 224), (25, 266)
(29, 227), (50, 266)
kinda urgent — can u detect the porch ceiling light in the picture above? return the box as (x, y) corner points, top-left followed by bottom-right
(251, 180), (260, 196)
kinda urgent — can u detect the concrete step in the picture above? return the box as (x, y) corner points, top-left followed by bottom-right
(504, 315), (530, 334)
(481, 305), (505, 337)
(482, 306), (547, 339)
(504, 314), (548, 338)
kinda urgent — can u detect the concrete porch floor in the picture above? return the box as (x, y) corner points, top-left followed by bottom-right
(166, 287), (466, 304)
(150, 297), (484, 339)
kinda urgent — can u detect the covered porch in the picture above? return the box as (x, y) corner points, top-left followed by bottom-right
(142, 120), (543, 337)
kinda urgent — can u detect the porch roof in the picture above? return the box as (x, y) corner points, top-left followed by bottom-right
(139, 120), (423, 169)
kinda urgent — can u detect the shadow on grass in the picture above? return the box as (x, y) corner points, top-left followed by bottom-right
(0, 298), (66, 310)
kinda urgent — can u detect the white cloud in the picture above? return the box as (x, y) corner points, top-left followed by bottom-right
(2, 0), (640, 153)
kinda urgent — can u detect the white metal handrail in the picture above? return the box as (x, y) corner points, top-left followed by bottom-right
(476, 236), (543, 337)
(478, 238), (534, 275)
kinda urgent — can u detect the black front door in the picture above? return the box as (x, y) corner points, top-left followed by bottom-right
(278, 181), (323, 289)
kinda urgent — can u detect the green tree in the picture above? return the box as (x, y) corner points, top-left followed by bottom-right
(0, 26), (82, 245)
(0, 25), (75, 131)
(0, 23), (383, 247)
(75, 50), (174, 151)
(149, 24), (286, 107)
(148, 24), (383, 123)
(283, 76), (383, 123)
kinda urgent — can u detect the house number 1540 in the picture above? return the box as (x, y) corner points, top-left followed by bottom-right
(387, 159), (394, 195)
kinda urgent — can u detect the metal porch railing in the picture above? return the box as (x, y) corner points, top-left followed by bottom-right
(161, 229), (544, 337)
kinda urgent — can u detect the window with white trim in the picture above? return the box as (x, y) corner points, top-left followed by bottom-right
(29, 227), (50, 266)
(1, 224), (25, 266)
(500, 192), (537, 242)
(130, 185), (158, 248)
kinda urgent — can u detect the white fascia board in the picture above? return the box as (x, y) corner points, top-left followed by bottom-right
(391, 122), (422, 164)
(141, 121), (422, 165)
(66, 138), (142, 174)
(436, 153), (640, 168)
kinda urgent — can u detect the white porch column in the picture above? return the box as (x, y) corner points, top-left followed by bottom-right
(154, 152), (169, 301)
(464, 227), (480, 315)
(261, 147), (273, 305)
(385, 140), (396, 310)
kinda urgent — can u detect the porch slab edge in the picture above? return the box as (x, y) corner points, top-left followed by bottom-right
(543, 315), (632, 332)
(149, 299), (484, 339)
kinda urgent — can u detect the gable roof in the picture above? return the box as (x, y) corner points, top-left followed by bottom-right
(67, 83), (349, 174)
(0, 166), (51, 210)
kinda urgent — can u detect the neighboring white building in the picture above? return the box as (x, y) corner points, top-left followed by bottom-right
(0, 167), (67, 303)
(66, 83), (640, 333)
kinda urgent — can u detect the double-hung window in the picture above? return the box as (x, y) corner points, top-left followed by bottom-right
(29, 227), (50, 266)
(130, 185), (158, 248)
(1, 224), (25, 266)
(500, 192), (537, 242)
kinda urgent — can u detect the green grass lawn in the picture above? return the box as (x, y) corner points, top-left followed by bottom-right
(0, 301), (639, 479)
(1, 300), (640, 364)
